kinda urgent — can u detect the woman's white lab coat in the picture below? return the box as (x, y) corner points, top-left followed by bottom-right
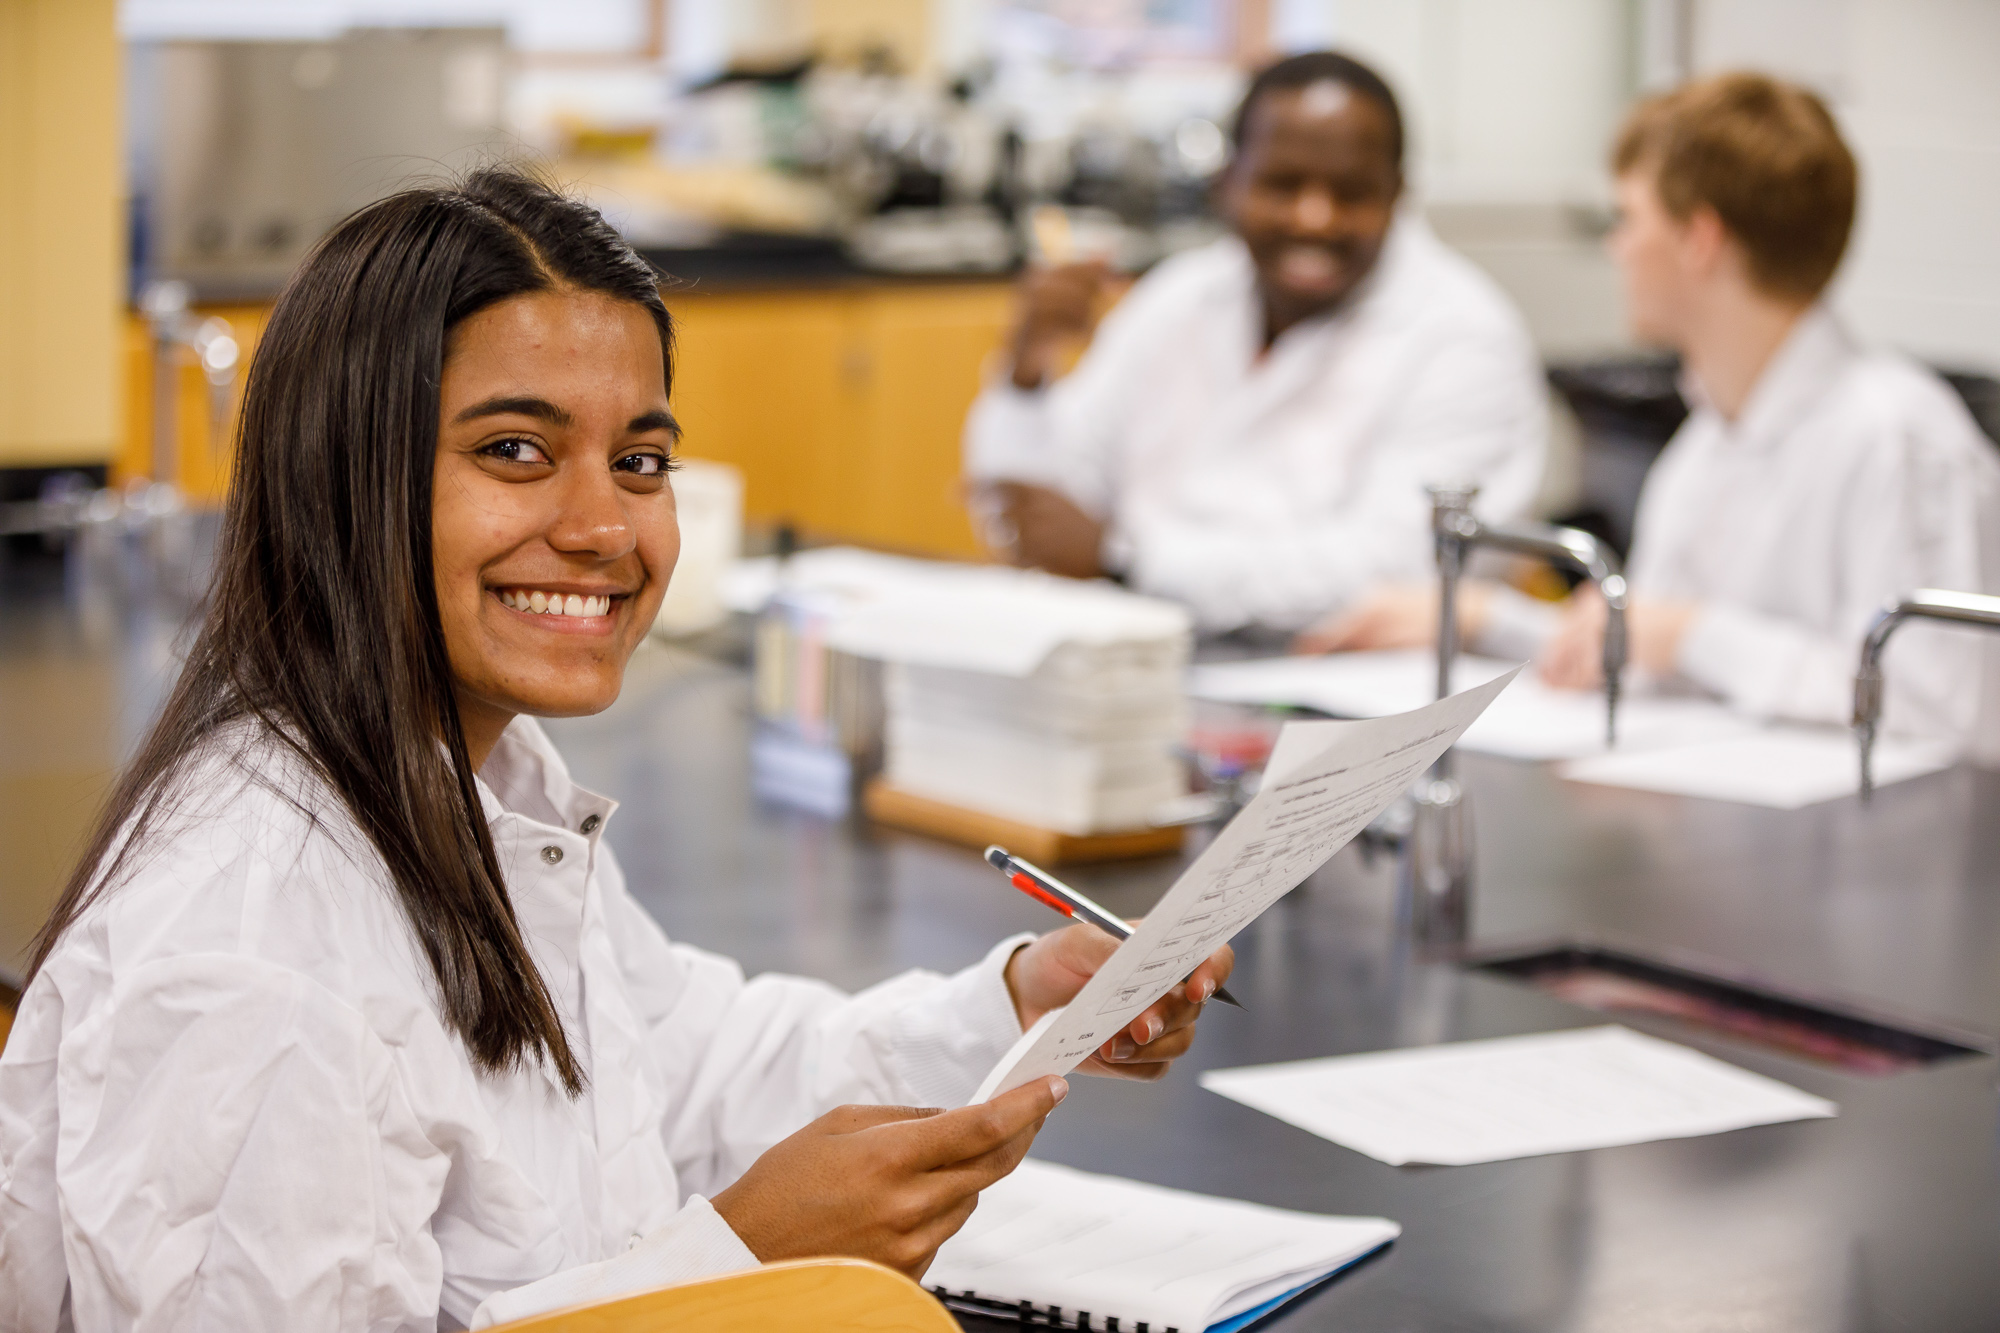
(0, 717), (1028, 1331)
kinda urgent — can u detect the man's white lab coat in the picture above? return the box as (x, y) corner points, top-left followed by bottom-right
(963, 219), (1547, 634)
(1486, 306), (2000, 757)
(0, 718), (1029, 1331)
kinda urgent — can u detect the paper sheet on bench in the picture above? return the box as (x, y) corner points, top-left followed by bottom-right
(1559, 726), (1955, 808)
(1188, 650), (1753, 761)
(1200, 1026), (1836, 1166)
(971, 668), (1520, 1104)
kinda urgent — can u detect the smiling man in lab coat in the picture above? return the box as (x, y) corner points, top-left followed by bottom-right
(1310, 72), (2000, 755)
(962, 51), (1546, 636)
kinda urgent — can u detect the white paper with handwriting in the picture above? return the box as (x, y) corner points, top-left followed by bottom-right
(971, 668), (1520, 1104)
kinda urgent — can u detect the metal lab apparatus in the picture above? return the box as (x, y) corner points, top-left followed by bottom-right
(137, 29), (513, 299)
(1854, 588), (2000, 799)
(1403, 484), (1629, 950)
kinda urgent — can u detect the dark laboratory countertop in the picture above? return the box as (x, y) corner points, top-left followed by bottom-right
(640, 231), (1014, 293)
(153, 234), (1015, 308)
(543, 643), (2000, 1333)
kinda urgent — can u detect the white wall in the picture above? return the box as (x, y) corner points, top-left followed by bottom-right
(1271, 0), (2000, 373)
(1697, 0), (2000, 374)
(1311, 0), (1633, 204)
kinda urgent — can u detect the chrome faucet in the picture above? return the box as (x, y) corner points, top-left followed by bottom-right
(1429, 483), (1629, 746)
(1854, 589), (2000, 801)
(1395, 485), (1631, 952)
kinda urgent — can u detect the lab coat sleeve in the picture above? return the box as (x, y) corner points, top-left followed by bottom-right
(466, 878), (1032, 1330)
(34, 954), (451, 1333)
(1124, 328), (1548, 632)
(1673, 422), (1995, 745)
(962, 278), (1171, 518)
(596, 862), (1032, 1200)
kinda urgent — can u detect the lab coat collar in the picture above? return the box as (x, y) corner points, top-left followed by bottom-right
(476, 716), (619, 840)
(1688, 304), (1853, 454)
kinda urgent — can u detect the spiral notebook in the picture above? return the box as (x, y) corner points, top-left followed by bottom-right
(926, 1160), (1398, 1332)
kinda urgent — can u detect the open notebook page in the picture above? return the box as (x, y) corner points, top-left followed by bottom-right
(972, 669), (1519, 1103)
(927, 1159), (1399, 1333)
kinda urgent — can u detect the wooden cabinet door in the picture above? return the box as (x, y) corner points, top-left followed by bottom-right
(846, 283), (1012, 558)
(665, 281), (1011, 559)
(663, 289), (860, 538)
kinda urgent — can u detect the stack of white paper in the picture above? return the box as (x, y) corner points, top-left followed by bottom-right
(1188, 650), (1754, 761)
(730, 548), (1194, 833)
(886, 636), (1190, 834)
(1200, 1026), (1837, 1166)
(928, 1159), (1399, 1333)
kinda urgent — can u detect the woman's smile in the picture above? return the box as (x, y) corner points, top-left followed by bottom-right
(493, 585), (625, 632)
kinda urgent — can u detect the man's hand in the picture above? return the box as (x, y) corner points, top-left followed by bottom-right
(981, 482), (1106, 579)
(1009, 260), (1111, 389)
(710, 1076), (1066, 1279)
(1004, 923), (1234, 1082)
(1539, 587), (1699, 688)
(1293, 581), (1493, 654)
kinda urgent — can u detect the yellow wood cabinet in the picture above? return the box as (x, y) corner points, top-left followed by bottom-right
(117, 281), (1013, 561)
(0, 0), (123, 468)
(664, 281), (1012, 559)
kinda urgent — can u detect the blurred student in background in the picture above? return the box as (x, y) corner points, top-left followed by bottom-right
(962, 50), (1545, 636)
(1308, 72), (2000, 754)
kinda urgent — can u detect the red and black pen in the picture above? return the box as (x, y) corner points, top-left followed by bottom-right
(984, 845), (1244, 1010)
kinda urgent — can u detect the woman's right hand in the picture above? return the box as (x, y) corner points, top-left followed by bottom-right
(710, 1076), (1067, 1278)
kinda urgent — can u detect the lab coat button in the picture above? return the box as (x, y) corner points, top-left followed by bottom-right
(540, 845), (564, 865)
(581, 814), (601, 835)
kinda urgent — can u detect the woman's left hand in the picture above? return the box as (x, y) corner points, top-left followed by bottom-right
(1003, 924), (1234, 1081)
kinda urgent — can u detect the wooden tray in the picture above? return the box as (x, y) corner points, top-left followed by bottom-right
(862, 780), (1184, 866)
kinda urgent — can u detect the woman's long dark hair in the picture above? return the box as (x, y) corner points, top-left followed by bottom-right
(26, 168), (673, 1094)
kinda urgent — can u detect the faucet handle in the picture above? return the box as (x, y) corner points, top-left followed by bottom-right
(1426, 484), (1482, 543)
(1426, 482), (1481, 512)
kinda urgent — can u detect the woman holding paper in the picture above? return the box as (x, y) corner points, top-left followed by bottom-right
(0, 170), (1232, 1332)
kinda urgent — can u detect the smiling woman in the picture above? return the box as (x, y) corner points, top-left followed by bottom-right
(0, 168), (1229, 1330)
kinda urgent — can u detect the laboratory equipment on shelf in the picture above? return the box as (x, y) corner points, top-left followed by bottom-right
(139, 279), (240, 489)
(1854, 589), (2000, 800)
(1402, 484), (1630, 950)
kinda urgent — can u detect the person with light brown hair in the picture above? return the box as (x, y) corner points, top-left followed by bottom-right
(1308, 72), (2000, 757)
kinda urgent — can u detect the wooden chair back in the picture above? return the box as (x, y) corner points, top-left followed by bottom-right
(482, 1257), (960, 1333)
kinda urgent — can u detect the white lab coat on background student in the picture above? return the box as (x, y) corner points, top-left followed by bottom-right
(963, 217), (1547, 634)
(1484, 306), (2000, 757)
(0, 717), (1030, 1332)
